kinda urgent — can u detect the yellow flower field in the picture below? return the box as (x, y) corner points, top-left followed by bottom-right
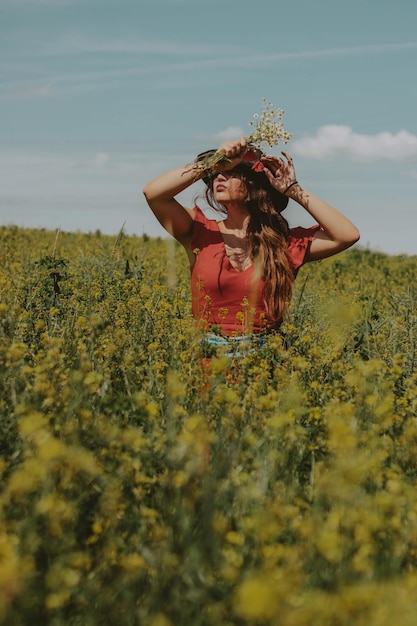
(1, 224), (417, 625)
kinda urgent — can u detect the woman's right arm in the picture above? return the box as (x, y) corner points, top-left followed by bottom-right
(142, 165), (201, 249)
(143, 138), (248, 248)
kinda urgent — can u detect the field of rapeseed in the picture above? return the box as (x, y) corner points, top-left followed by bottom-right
(1, 224), (417, 626)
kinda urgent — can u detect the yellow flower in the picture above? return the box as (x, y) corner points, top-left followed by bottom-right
(0, 533), (22, 607)
(18, 411), (48, 438)
(83, 371), (104, 394)
(7, 458), (47, 497)
(6, 341), (27, 362)
(233, 574), (280, 620)
(225, 531), (245, 546)
(146, 615), (172, 626)
(119, 554), (146, 572)
(45, 591), (71, 610)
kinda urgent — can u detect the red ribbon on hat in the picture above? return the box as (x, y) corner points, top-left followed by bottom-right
(242, 148), (265, 172)
(251, 161), (265, 172)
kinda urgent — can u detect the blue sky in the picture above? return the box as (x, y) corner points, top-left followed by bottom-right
(1, 0), (417, 255)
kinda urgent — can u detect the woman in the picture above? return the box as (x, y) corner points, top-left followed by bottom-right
(142, 137), (359, 345)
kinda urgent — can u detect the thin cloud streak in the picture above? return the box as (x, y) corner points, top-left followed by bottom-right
(5, 33), (242, 59)
(5, 42), (417, 97)
(8, 32), (417, 60)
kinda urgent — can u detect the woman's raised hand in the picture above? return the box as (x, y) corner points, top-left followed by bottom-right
(215, 137), (248, 171)
(262, 152), (298, 195)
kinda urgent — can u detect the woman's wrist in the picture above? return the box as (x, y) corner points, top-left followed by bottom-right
(283, 180), (300, 196)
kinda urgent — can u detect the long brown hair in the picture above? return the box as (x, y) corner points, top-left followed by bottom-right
(204, 166), (294, 325)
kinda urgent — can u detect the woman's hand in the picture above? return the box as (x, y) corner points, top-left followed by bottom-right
(260, 151), (360, 260)
(262, 152), (298, 195)
(215, 137), (248, 171)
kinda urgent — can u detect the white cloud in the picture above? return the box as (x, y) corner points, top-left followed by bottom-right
(292, 126), (417, 162)
(211, 126), (244, 141)
(11, 84), (56, 98)
(90, 152), (111, 168)
(69, 152), (113, 170)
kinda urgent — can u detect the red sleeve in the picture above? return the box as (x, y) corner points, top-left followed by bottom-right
(288, 225), (321, 273)
(191, 206), (213, 250)
(192, 205), (207, 225)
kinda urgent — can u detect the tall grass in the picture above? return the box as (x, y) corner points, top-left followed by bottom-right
(1, 225), (417, 625)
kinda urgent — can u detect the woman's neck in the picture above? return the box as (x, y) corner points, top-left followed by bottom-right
(222, 204), (250, 234)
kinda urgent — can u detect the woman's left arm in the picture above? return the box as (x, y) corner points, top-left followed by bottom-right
(262, 152), (360, 261)
(285, 184), (360, 261)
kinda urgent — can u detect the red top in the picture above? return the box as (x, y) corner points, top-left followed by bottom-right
(190, 207), (319, 335)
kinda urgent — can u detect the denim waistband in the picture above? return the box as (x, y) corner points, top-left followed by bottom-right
(201, 332), (268, 357)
